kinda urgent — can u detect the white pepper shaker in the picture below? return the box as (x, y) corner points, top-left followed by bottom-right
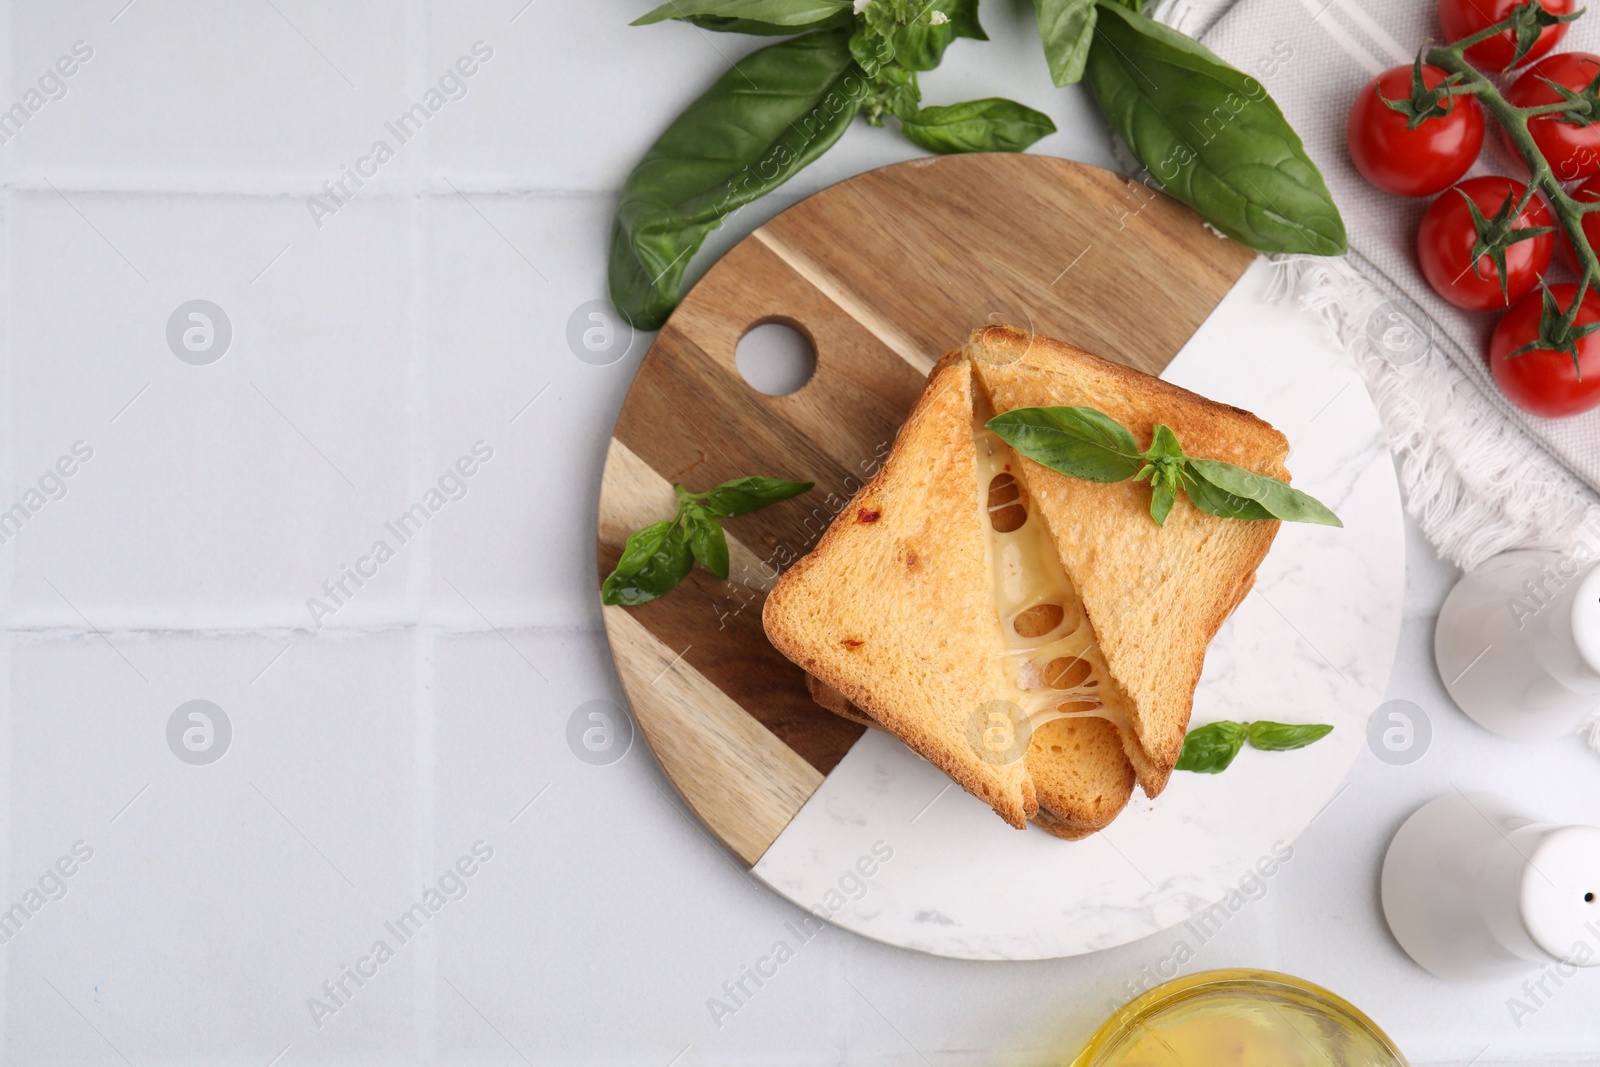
(1382, 793), (1600, 980)
(1434, 550), (1600, 739)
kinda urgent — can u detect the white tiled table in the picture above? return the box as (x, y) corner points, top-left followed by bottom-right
(2, 2), (1597, 1064)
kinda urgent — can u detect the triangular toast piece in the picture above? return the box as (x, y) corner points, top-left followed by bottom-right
(965, 326), (1289, 797)
(763, 358), (1039, 828)
(802, 673), (1135, 837)
(1026, 717), (1136, 830)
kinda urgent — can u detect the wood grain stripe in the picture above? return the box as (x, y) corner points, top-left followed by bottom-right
(754, 228), (936, 377)
(604, 606), (824, 865)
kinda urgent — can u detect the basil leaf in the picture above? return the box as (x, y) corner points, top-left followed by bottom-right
(601, 521), (695, 606)
(1182, 470), (1275, 521)
(699, 475), (814, 517)
(1083, 3), (1346, 256)
(1175, 720), (1246, 773)
(633, 0), (851, 27)
(1149, 482), (1176, 526)
(683, 504), (731, 579)
(901, 98), (1057, 154)
(1035, 0), (1098, 87)
(891, 16), (956, 72)
(686, 12), (852, 33)
(986, 406), (1142, 482)
(1246, 721), (1333, 752)
(1186, 458), (1343, 527)
(609, 33), (863, 330)
(1144, 423), (1185, 460)
(945, 0), (988, 41)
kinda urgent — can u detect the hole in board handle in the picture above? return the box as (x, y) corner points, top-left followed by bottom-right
(736, 319), (816, 397)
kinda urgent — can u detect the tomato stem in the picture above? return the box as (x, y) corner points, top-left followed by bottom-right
(1427, 34), (1600, 311)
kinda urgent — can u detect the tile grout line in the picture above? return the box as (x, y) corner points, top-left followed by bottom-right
(0, 1), (15, 1051)
(404, 0), (438, 1057)
(1, 176), (626, 198)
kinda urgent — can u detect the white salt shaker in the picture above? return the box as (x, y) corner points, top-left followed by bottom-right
(1434, 550), (1600, 739)
(1382, 793), (1600, 980)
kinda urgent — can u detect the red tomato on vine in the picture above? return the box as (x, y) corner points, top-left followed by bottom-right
(1348, 61), (1484, 197)
(1503, 51), (1600, 181)
(1440, 0), (1577, 71)
(1417, 177), (1555, 310)
(1490, 284), (1600, 417)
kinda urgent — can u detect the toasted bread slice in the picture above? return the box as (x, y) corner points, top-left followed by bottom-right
(806, 674), (877, 729)
(763, 358), (1039, 829)
(1025, 717), (1136, 830)
(802, 671), (1133, 836)
(965, 326), (1289, 797)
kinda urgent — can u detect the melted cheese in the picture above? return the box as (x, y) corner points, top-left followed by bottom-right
(972, 404), (1132, 738)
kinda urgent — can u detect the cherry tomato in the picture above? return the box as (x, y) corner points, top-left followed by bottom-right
(1489, 283), (1600, 417)
(1348, 64), (1484, 197)
(1440, 0), (1576, 71)
(1557, 175), (1600, 272)
(1503, 52), (1600, 181)
(1417, 177), (1555, 310)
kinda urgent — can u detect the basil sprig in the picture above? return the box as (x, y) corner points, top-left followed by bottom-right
(1176, 720), (1334, 774)
(600, 476), (812, 606)
(986, 406), (1342, 528)
(614, 0), (1346, 329)
(613, 0), (1050, 329)
(1081, 2), (1346, 256)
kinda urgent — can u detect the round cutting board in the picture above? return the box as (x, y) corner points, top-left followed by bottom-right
(596, 153), (1405, 960)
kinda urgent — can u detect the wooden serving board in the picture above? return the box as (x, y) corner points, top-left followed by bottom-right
(596, 154), (1256, 867)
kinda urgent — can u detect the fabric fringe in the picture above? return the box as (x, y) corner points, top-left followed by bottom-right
(1262, 256), (1600, 753)
(1264, 256), (1600, 569)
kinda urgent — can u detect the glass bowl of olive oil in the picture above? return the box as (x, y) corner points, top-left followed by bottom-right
(1070, 969), (1408, 1067)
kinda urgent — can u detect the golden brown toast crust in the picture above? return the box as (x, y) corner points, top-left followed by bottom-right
(806, 674), (878, 729)
(965, 326), (1288, 797)
(763, 359), (1039, 829)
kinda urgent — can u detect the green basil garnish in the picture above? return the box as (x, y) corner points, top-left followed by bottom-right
(1245, 721), (1334, 752)
(612, 0), (1345, 329)
(608, 32), (862, 330)
(1034, 0), (1099, 87)
(600, 520), (694, 607)
(988, 407), (1341, 528)
(1174, 721), (1247, 774)
(984, 406), (1142, 482)
(1082, 2), (1346, 256)
(697, 475), (815, 518)
(1177, 720), (1333, 773)
(900, 98), (1057, 154)
(632, 0), (852, 28)
(601, 476), (812, 606)
(1185, 458), (1343, 526)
